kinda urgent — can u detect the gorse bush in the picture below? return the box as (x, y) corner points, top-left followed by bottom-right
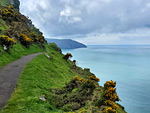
(63, 53), (73, 60)
(84, 68), (90, 71)
(48, 75), (100, 112)
(89, 74), (100, 82)
(104, 100), (119, 110)
(104, 81), (116, 89)
(29, 32), (44, 44)
(95, 80), (120, 113)
(104, 81), (120, 102)
(0, 6), (47, 50)
(103, 106), (117, 113)
(0, 35), (15, 49)
(1, 6), (15, 23)
(19, 33), (33, 48)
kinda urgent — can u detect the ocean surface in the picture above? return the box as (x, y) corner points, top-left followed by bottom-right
(62, 45), (150, 113)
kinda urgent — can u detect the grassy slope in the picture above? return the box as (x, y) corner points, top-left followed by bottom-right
(0, 19), (10, 35)
(0, 43), (45, 68)
(0, 0), (10, 7)
(1, 44), (126, 113)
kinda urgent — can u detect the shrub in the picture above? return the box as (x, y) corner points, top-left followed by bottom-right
(89, 75), (100, 82)
(38, 35), (45, 43)
(104, 81), (119, 102)
(19, 33), (33, 48)
(96, 80), (120, 113)
(103, 106), (117, 113)
(62, 103), (81, 111)
(73, 60), (76, 64)
(81, 80), (97, 91)
(84, 68), (90, 71)
(8, 5), (14, 9)
(104, 100), (119, 110)
(2, 9), (13, 17)
(50, 43), (62, 53)
(0, 35), (15, 49)
(104, 81), (116, 89)
(1, 6), (15, 22)
(63, 53), (73, 60)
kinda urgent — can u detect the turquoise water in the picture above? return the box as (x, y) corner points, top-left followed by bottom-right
(63, 45), (150, 113)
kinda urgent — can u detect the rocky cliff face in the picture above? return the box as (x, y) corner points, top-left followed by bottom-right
(9, 0), (20, 10)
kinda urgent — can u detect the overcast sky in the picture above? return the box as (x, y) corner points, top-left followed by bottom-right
(20, 0), (150, 45)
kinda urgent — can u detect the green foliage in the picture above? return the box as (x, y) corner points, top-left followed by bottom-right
(48, 75), (100, 112)
(62, 103), (81, 112)
(0, 0), (10, 7)
(49, 43), (61, 53)
(0, 19), (9, 35)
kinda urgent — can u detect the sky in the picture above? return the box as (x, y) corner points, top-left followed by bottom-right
(20, 0), (150, 45)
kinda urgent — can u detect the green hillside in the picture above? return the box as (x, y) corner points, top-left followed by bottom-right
(0, 1), (47, 68)
(0, 0), (10, 7)
(0, 0), (126, 113)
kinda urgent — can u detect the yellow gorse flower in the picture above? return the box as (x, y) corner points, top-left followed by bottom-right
(0, 35), (15, 47)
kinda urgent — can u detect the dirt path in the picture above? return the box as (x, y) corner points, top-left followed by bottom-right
(0, 53), (42, 110)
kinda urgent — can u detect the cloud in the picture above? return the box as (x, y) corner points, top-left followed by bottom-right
(59, 6), (82, 24)
(75, 28), (150, 45)
(20, 0), (150, 44)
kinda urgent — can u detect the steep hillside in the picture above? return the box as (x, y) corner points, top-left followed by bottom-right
(46, 39), (87, 49)
(1, 44), (126, 113)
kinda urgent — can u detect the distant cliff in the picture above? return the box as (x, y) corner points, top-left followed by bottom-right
(46, 39), (87, 49)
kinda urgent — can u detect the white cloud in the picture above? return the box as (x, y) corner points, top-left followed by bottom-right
(75, 28), (150, 45)
(59, 6), (82, 24)
(20, 0), (150, 45)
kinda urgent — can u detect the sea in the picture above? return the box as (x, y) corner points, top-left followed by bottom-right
(62, 45), (150, 113)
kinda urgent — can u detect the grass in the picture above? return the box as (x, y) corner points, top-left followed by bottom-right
(0, 0), (10, 7)
(1, 44), (86, 113)
(0, 44), (126, 113)
(0, 43), (45, 68)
